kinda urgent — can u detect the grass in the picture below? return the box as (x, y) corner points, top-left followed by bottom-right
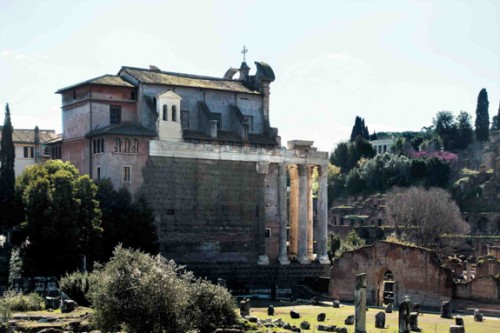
(244, 301), (500, 333)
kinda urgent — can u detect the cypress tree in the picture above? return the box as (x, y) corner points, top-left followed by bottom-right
(0, 103), (16, 227)
(474, 88), (490, 142)
(350, 116), (370, 141)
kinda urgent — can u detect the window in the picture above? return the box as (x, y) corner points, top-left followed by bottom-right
(73, 89), (76, 100)
(123, 166), (131, 182)
(181, 110), (189, 129)
(265, 228), (271, 238)
(211, 113), (221, 129)
(172, 105), (177, 122)
(51, 146), (61, 159)
(92, 138), (105, 154)
(244, 116), (254, 132)
(163, 105), (168, 121)
(23, 146), (34, 158)
(114, 138), (121, 152)
(124, 138), (131, 153)
(110, 105), (121, 124)
(130, 91), (136, 100)
(96, 166), (101, 181)
(132, 139), (138, 153)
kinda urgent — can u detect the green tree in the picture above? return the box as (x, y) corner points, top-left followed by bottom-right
(96, 179), (159, 262)
(17, 160), (102, 276)
(455, 111), (474, 149)
(0, 104), (16, 228)
(433, 111), (457, 150)
(89, 246), (236, 333)
(361, 153), (412, 192)
(475, 88), (489, 142)
(350, 116), (369, 141)
(336, 230), (366, 256)
(330, 141), (350, 173)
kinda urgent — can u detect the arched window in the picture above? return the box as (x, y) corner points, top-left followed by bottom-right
(115, 138), (121, 152)
(124, 138), (131, 153)
(132, 139), (139, 153)
(172, 105), (177, 122)
(163, 105), (168, 121)
(100, 138), (105, 153)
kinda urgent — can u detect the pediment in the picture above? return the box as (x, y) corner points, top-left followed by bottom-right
(156, 90), (182, 100)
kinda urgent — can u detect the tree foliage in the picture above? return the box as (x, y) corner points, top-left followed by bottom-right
(433, 111), (473, 150)
(96, 179), (159, 262)
(88, 246), (236, 333)
(17, 160), (102, 276)
(0, 103), (17, 228)
(475, 88), (489, 142)
(329, 152), (452, 200)
(350, 116), (370, 141)
(336, 230), (366, 257)
(455, 111), (474, 149)
(330, 137), (375, 174)
(385, 186), (469, 248)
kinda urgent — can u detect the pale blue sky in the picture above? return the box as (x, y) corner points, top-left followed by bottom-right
(1, 0), (499, 152)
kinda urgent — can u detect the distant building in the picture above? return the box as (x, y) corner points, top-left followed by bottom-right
(0, 126), (59, 176)
(370, 138), (395, 154)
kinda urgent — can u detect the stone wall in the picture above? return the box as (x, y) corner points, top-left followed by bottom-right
(330, 241), (453, 308)
(183, 262), (331, 290)
(456, 276), (500, 302)
(140, 156), (279, 263)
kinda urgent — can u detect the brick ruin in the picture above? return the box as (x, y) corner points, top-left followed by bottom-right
(330, 241), (500, 308)
(330, 241), (453, 308)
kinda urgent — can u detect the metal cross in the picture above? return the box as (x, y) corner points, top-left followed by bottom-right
(241, 45), (248, 62)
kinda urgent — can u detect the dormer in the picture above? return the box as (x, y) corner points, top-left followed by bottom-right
(156, 90), (182, 142)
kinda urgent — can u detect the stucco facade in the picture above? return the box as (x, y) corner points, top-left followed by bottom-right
(0, 126), (58, 176)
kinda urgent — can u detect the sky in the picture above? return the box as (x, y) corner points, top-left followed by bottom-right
(0, 0), (499, 152)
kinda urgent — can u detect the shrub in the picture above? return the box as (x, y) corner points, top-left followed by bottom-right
(59, 271), (97, 306)
(187, 279), (237, 333)
(0, 291), (44, 312)
(88, 246), (236, 333)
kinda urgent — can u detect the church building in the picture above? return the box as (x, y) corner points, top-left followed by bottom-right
(56, 57), (330, 288)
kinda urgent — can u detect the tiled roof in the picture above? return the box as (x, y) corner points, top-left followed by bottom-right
(0, 127), (58, 144)
(120, 67), (260, 94)
(56, 75), (134, 93)
(85, 122), (156, 138)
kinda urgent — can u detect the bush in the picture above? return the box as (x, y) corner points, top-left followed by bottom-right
(187, 280), (237, 333)
(59, 271), (97, 306)
(0, 292), (44, 312)
(88, 246), (236, 333)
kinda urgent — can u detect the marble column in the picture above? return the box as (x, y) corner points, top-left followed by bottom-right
(317, 164), (330, 264)
(278, 163), (290, 265)
(298, 164), (310, 264)
(256, 162), (269, 265)
(355, 273), (367, 333)
(307, 166), (314, 260)
(288, 165), (299, 258)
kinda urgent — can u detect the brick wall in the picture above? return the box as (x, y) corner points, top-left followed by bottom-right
(330, 241), (453, 308)
(140, 156), (279, 263)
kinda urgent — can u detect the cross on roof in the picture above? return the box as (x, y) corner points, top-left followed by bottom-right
(241, 45), (248, 62)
